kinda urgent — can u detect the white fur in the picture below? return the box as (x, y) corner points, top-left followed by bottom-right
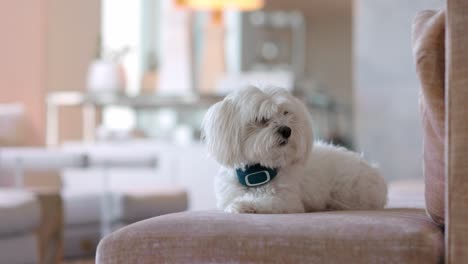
(202, 86), (387, 214)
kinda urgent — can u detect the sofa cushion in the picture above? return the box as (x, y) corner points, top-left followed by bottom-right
(412, 10), (446, 225)
(0, 232), (38, 264)
(115, 187), (188, 223)
(0, 188), (40, 236)
(97, 209), (443, 264)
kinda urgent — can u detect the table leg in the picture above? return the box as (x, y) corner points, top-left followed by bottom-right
(100, 167), (112, 237)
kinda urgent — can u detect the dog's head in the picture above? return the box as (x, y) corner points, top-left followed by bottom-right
(202, 86), (313, 169)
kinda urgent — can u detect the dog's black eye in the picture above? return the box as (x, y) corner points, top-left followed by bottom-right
(283, 111), (289, 115)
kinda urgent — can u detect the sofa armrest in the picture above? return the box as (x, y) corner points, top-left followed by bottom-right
(445, 0), (468, 263)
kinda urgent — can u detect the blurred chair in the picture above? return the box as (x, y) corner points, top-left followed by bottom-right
(0, 146), (190, 261)
(0, 187), (62, 264)
(0, 148), (84, 263)
(0, 105), (65, 264)
(96, 3), (467, 263)
(0, 188), (40, 264)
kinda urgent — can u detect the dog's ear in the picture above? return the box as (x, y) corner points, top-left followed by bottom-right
(201, 99), (242, 167)
(294, 97), (314, 164)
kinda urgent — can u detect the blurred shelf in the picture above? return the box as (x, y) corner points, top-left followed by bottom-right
(46, 91), (225, 147)
(46, 91), (224, 109)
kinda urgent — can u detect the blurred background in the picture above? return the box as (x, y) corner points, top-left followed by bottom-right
(0, 0), (444, 262)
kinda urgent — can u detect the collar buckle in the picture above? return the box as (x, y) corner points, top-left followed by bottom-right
(245, 171), (271, 187)
(236, 164), (278, 187)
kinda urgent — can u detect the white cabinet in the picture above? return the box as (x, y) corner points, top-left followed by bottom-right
(62, 140), (220, 210)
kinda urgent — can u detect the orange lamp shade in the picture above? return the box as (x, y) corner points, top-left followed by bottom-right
(176, 0), (264, 11)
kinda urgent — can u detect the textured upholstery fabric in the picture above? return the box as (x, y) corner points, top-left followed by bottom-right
(412, 10), (446, 226)
(0, 188), (40, 236)
(445, 0), (468, 262)
(97, 210), (443, 264)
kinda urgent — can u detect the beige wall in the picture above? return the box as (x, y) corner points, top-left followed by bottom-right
(46, 0), (100, 93)
(305, 14), (352, 104)
(265, 0), (353, 103)
(0, 0), (46, 146)
(45, 0), (101, 142)
(0, 0), (100, 146)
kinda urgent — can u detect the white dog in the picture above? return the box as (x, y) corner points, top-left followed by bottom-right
(202, 86), (387, 214)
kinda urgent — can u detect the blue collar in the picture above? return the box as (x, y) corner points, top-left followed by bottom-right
(236, 164), (278, 187)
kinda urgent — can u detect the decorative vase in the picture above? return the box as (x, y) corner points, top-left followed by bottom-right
(86, 59), (126, 94)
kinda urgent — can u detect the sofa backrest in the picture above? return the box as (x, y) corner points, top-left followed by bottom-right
(412, 10), (445, 226)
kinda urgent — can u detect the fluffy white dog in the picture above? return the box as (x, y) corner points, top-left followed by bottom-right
(202, 86), (387, 214)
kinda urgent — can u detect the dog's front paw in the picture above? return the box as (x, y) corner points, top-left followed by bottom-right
(225, 201), (258, 214)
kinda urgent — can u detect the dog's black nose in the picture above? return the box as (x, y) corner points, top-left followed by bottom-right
(278, 126), (291, 139)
